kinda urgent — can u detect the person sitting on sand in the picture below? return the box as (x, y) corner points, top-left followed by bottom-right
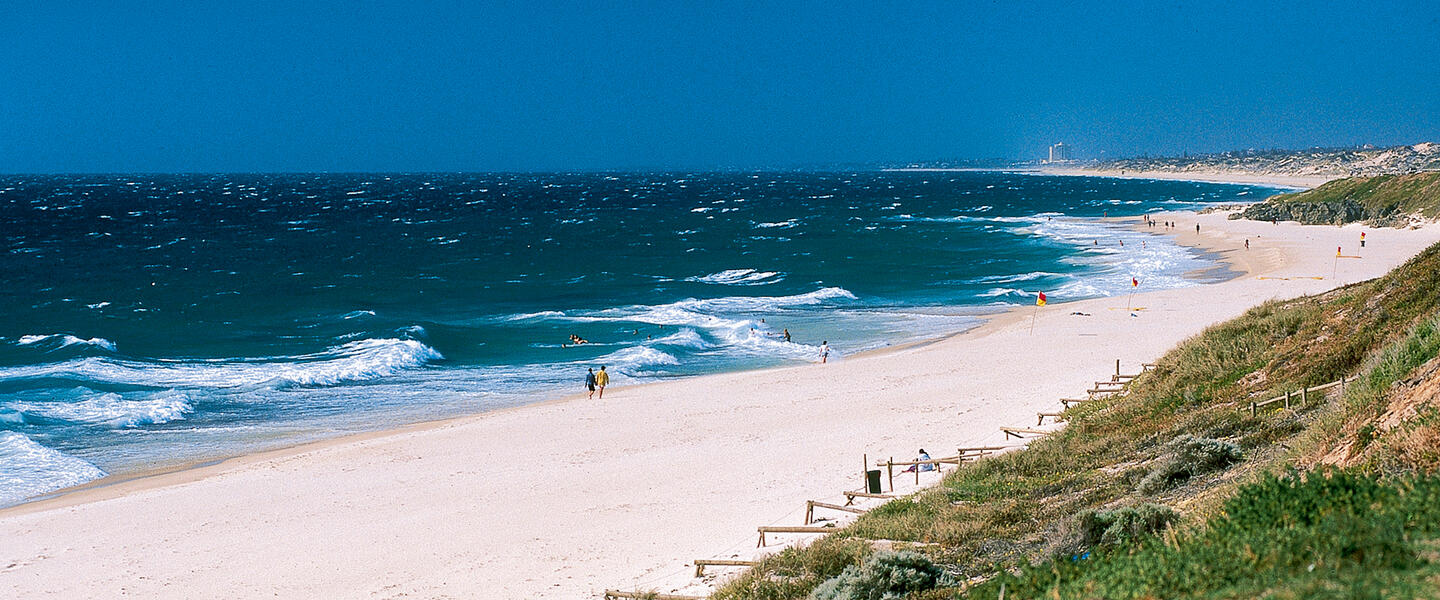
(594, 365), (610, 398)
(904, 449), (934, 473)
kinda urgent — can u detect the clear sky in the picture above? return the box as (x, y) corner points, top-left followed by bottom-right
(3, 1), (1438, 172)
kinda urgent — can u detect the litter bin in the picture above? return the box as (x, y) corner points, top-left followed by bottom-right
(866, 469), (883, 494)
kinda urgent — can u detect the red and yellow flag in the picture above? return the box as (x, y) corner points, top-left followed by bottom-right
(1036, 291), (1047, 306)
(1337, 246), (1342, 257)
(1132, 277), (1139, 288)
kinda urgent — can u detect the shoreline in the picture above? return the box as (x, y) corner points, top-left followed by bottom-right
(1028, 166), (1331, 190)
(6, 207), (1439, 598)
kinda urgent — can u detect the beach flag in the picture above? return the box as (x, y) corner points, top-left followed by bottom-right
(1337, 246), (1342, 257)
(1036, 291), (1047, 306)
(1132, 277), (1139, 288)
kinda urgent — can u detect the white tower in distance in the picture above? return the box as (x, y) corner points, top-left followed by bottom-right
(1047, 142), (1072, 163)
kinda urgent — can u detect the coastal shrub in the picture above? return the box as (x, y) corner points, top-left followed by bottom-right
(1137, 435), (1242, 494)
(808, 551), (953, 600)
(710, 537), (873, 600)
(966, 471), (1440, 599)
(1075, 503), (1178, 548)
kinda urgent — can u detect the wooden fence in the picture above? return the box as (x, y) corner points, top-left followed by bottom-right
(1243, 376), (1349, 416)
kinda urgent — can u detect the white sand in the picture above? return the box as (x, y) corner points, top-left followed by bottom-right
(1035, 166), (1333, 189)
(3, 211), (1436, 599)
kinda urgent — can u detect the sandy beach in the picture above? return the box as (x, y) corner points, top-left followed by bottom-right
(4, 209), (1438, 599)
(1033, 166), (1334, 190)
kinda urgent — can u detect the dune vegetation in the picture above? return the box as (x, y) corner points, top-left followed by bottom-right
(1237, 172), (1440, 227)
(711, 241), (1440, 600)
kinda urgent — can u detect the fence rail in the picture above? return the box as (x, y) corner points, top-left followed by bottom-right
(1243, 376), (1349, 416)
(692, 559), (758, 577)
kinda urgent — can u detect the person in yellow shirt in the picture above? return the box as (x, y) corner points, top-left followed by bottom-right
(594, 365), (610, 398)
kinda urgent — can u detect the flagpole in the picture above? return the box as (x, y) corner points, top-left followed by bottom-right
(1029, 304), (1038, 335)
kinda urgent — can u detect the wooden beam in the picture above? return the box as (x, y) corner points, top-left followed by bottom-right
(806, 500), (865, 524)
(843, 490), (894, 505)
(1059, 397), (1090, 407)
(604, 591), (704, 600)
(693, 559), (758, 577)
(1037, 411), (1064, 425)
(1001, 426), (1052, 439)
(758, 525), (834, 547)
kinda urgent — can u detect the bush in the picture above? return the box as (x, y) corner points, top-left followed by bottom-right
(1138, 435), (1243, 494)
(969, 470), (1440, 599)
(1076, 503), (1179, 547)
(808, 551), (953, 600)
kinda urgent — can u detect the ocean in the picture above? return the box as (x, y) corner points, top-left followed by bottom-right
(0, 171), (1285, 506)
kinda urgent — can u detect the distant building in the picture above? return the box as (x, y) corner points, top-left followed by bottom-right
(1046, 142), (1072, 163)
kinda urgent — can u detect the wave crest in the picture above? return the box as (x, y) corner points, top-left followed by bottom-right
(7, 391), (192, 428)
(0, 338), (443, 390)
(684, 269), (783, 286)
(16, 334), (117, 353)
(0, 431), (106, 507)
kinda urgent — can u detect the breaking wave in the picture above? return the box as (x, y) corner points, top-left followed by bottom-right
(0, 431), (106, 506)
(16, 334), (117, 353)
(0, 338), (443, 390)
(684, 268), (784, 286)
(5, 391), (193, 428)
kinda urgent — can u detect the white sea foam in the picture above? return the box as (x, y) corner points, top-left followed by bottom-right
(7, 391), (192, 428)
(591, 346), (679, 373)
(754, 219), (799, 229)
(0, 338), (443, 390)
(504, 310), (566, 321)
(650, 328), (710, 349)
(0, 431), (106, 507)
(340, 310), (376, 320)
(16, 334), (117, 352)
(971, 271), (1057, 284)
(684, 268), (783, 286)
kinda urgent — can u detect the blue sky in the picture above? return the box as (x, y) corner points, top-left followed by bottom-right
(2, 1), (1437, 172)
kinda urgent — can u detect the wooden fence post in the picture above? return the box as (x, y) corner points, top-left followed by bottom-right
(1302, 385), (1308, 404)
(1250, 402), (1257, 418)
(887, 457), (894, 492)
(1284, 390), (1290, 410)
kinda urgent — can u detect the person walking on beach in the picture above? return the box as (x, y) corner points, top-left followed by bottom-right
(594, 365), (610, 398)
(585, 367), (598, 399)
(1196, 223), (1201, 234)
(819, 341), (831, 364)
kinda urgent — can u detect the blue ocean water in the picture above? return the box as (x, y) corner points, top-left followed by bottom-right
(0, 171), (1285, 506)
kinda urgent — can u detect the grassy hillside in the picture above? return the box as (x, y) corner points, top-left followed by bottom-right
(710, 242), (1440, 600)
(1236, 172), (1440, 226)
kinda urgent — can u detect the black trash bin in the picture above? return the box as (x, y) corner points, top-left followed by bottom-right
(866, 469), (883, 494)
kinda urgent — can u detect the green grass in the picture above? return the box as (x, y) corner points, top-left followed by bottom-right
(967, 470), (1440, 600)
(711, 242), (1440, 600)
(1237, 172), (1440, 226)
